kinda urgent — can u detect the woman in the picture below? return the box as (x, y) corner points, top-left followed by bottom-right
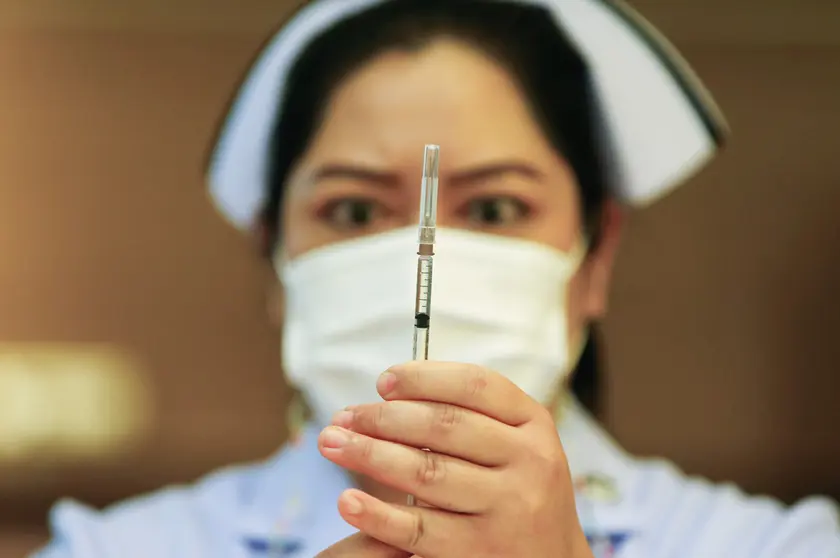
(35, 0), (840, 557)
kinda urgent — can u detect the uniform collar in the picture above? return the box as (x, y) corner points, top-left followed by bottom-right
(559, 396), (642, 554)
(559, 395), (635, 485)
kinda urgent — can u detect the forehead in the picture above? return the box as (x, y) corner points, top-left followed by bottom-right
(301, 38), (558, 168)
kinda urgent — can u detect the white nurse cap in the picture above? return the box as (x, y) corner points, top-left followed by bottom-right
(207, 0), (730, 231)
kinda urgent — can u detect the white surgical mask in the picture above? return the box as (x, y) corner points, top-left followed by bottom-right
(278, 226), (585, 427)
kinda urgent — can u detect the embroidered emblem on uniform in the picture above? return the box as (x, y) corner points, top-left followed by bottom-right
(573, 473), (620, 504)
(243, 536), (303, 556)
(242, 494), (306, 556)
(586, 532), (632, 558)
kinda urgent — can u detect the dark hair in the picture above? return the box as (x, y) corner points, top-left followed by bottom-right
(262, 0), (609, 412)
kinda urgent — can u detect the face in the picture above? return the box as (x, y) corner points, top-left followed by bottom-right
(276, 38), (621, 341)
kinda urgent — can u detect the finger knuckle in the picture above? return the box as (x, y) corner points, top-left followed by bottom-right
(390, 362), (421, 390)
(370, 404), (387, 432)
(415, 450), (446, 486)
(357, 435), (375, 461)
(532, 442), (565, 470)
(407, 509), (427, 549)
(409, 364), (424, 387)
(373, 505), (398, 533)
(464, 364), (489, 398)
(354, 405), (386, 435)
(431, 403), (462, 434)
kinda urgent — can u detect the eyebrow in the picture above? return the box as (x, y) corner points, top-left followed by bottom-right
(309, 159), (543, 188)
(311, 164), (399, 187)
(449, 161), (544, 186)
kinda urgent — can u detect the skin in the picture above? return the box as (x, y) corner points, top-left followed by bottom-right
(270, 38), (623, 557)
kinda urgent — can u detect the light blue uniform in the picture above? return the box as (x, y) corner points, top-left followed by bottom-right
(33, 399), (840, 558)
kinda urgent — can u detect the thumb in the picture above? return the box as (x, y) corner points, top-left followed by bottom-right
(316, 532), (411, 558)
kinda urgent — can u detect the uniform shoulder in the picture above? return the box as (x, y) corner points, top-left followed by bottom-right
(31, 458), (275, 558)
(627, 458), (840, 558)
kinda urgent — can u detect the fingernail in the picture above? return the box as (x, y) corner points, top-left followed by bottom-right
(320, 427), (349, 449)
(331, 410), (354, 428)
(342, 492), (364, 515)
(377, 372), (397, 396)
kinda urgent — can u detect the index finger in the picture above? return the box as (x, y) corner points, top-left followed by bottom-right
(376, 361), (538, 426)
(316, 532), (410, 558)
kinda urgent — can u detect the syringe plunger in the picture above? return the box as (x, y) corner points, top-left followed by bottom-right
(418, 144), (440, 245)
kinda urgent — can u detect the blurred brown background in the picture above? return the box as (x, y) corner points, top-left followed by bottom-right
(1, 0), (839, 555)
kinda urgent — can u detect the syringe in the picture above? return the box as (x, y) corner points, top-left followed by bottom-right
(407, 144), (439, 507)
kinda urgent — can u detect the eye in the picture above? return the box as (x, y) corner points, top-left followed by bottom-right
(463, 196), (531, 227)
(319, 198), (385, 230)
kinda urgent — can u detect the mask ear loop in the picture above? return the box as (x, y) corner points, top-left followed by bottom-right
(549, 328), (590, 425)
(549, 237), (591, 423)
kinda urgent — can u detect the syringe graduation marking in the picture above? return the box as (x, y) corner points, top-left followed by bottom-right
(414, 245), (433, 329)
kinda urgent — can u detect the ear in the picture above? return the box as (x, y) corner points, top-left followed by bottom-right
(582, 199), (624, 318)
